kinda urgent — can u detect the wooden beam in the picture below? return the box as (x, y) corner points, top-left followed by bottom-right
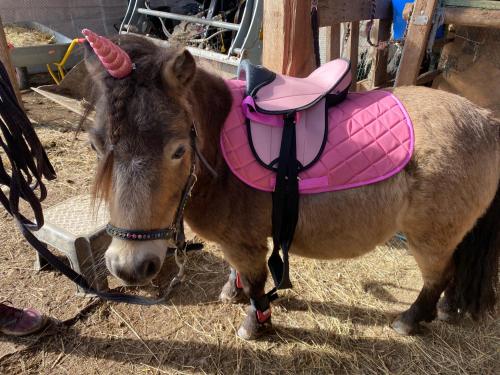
(416, 69), (442, 85)
(262, 0), (315, 77)
(444, 0), (500, 10)
(0, 16), (23, 106)
(403, 3), (500, 28)
(32, 86), (95, 122)
(324, 24), (341, 62)
(347, 22), (360, 91)
(318, 0), (392, 27)
(445, 8), (500, 28)
(371, 19), (392, 88)
(395, 0), (440, 86)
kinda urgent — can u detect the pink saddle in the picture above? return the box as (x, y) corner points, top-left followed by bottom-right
(221, 77), (414, 194)
(239, 59), (352, 113)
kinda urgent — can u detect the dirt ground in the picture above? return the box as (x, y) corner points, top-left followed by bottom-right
(0, 92), (498, 374)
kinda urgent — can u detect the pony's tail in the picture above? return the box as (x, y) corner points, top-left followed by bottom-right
(452, 182), (499, 318)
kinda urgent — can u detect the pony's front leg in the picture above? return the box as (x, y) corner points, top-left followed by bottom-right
(221, 244), (272, 340)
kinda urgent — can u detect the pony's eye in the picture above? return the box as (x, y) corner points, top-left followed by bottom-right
(172, 145), (186, 159)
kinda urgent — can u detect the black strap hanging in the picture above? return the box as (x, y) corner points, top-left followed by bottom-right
(267, 112), (299, 300)
(311, 0), (321, 68)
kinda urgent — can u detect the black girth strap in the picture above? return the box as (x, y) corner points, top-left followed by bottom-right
(267, 113), (299, 299)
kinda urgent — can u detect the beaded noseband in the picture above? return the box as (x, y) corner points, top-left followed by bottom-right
(106, 224), (176, 241)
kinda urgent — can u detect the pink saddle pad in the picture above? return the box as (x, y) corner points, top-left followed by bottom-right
(221, 79), (414, 194)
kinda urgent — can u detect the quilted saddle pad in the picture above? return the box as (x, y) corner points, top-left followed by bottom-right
(221, 79), (414, 194)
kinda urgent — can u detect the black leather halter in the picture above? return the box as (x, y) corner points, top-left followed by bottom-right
(105, 124), (199, 252)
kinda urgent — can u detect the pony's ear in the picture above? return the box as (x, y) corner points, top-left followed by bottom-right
(162, 49), (196, 88)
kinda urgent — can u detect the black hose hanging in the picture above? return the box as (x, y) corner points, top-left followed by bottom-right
(0, 61), (56, 227)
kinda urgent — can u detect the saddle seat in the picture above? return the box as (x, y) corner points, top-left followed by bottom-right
(238, 59), (352, 171)
(239, 59), (351, 113)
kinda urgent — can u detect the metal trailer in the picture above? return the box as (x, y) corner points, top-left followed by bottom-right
(8, 21), (74, 88)
(120, 0), (263, 77)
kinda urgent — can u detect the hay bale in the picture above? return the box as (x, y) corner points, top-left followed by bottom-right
(4, 24), (55, 47)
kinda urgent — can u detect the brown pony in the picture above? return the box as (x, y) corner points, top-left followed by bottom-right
(84, 35), (499, 340)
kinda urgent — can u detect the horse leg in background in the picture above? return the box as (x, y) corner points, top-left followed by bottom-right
(219, 267), (248, 304)
(437, 279), (461, 322)
(392, 242), (454, 335)
(220, 243), (271, 340)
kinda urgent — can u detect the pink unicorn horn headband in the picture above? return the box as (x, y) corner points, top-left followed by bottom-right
(82, 29), (133, 79)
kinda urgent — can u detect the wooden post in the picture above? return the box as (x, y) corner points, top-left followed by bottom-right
(371, 19), (391, 88)
(347, 22), (360, 91)
(395, 0), (440, 86)
(0, 16), (23, 105)
(263, 0), (316, 77)
(324, 24), (341, 62)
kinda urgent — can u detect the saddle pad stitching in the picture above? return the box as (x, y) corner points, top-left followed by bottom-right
(324, 118), (410, 182)
(328, 100), (408, 175)
(327, 107), (396, 150)
(319, 111), (404, 168)
(314, 95), (413, 186)
(320, 121), (408, 178)
(222, 132), (256, 170)
(339, 101), (411, 156)
(335, 100), (402, 139)
(305, 126), (409, 186)
(351, 116), (405, 157)
(342, 139), (407, 184)
(341, 97), (414, 186)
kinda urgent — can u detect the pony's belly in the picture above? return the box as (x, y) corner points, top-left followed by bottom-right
(288, 175), (408, 260)
(289, 240), (378, 260)
(290, 222), (395, 260)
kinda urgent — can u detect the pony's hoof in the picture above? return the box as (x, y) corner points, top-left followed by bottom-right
(237, 307), (272, 340)
(437, 306), (460, 323)
(391, 316), (419, 335)
(437, 298), (460, 323)
(219, 279), (248, 304)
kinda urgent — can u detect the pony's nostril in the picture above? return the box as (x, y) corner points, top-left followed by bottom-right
(140, 256), (161, 279)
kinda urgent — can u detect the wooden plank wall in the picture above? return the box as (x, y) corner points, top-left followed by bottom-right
(318, 0), (392, 25)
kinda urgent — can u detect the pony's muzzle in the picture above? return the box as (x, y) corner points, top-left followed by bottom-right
(105, 238), (167, 285)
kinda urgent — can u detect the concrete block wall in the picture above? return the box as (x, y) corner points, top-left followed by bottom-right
(0, 0), (127, 38)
